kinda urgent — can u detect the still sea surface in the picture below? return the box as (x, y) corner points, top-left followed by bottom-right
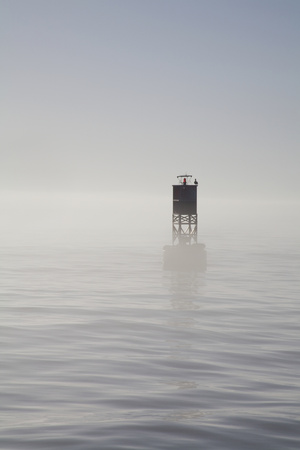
(1, 204), (300, 449)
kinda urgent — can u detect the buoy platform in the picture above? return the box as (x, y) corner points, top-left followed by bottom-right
(163, 174), (206, 271)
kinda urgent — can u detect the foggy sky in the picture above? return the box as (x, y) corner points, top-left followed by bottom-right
(1, 0), (300, 200)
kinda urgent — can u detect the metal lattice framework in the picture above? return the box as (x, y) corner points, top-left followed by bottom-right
(172, 214), (198, 245)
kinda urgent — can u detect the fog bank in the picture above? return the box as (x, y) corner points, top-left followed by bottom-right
(1, 192), (299, 247)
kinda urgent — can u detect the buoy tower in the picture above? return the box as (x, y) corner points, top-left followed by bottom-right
(172, 174), (198, 245)
(164, 175), (206, 270)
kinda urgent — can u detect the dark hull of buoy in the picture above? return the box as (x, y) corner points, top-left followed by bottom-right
(163, 243), (207, 271)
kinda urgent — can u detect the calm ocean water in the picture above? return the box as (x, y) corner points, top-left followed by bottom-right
(1, 215), (300, 449)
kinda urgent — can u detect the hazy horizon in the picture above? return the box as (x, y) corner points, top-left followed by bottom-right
(1, 190), (299, 249)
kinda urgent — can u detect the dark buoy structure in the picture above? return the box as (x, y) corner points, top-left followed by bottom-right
(163, 175), (206, 270)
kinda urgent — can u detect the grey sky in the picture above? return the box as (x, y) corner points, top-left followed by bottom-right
(1, 0), (300, 199)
